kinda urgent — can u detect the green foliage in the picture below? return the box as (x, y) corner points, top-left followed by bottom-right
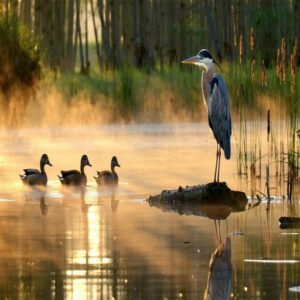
(0, 16), (41, 94)
(114, 65), (138, 110)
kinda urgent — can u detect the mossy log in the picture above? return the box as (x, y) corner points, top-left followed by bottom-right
(147, 182), (247, 220)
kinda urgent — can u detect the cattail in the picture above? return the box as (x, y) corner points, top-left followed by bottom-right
(291, 54), (296, 94)
(250, 27), (255, 58)
(281, 38), (286, 82)
(291, 39), (297, 94)
(267, 110), (270, 142)
(292, 38), (298, 59)
(261, 60), (267, 87)
(239, 34), (243, 64)
(251, 59), (255, 82)
(276, 48), (281, 80)
(233, 18), (237, 47)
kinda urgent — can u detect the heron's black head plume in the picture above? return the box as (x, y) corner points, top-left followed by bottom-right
(198, 49), (222, 71)
(198, 49), (213, 60)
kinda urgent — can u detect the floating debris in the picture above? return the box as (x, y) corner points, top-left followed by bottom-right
(182, 241), (191, 244)
(229, 230), (244, 236)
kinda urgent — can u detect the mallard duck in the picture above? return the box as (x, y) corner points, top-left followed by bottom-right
(58, 155), (92, 186)
(94, 156), (120, 185)
(19, 154), (52, 186)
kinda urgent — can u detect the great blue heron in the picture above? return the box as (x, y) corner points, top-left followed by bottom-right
(182, 49), (231, 182)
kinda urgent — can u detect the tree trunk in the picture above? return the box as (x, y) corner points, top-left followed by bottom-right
(203, 0), (222, 62)
(84, 0), (90, 73)
(90, 0), (102, 71)
(110, 0), (120, 67)
(293, 0), (300, 64)
(66, 0), (75, 71)
(133, 0), (143, 68)
(22, 0), (32, 29)
(142, 0), (154, 69)
(97, 0), (111, 69)
(121, 0), (134, 65)
(34, 0), (42, 38)
(75, 0), (85, 73)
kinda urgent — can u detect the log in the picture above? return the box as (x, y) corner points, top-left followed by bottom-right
(147, 182), (248, 220)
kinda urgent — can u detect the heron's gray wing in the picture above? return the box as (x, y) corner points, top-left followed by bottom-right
(24, 169), (40, 175)
(209, 73), (231, 159)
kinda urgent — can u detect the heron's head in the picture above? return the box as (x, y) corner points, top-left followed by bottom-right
(181, 49), (221, 71)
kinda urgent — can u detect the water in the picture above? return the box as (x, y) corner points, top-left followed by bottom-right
(0, 123), (299, 299)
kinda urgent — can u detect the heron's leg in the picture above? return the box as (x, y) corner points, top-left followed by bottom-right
(214, 146), (219, 182)
(214, 220), (218, 244)
(218, 219), (222, 243)
(217, 145), (221, 182)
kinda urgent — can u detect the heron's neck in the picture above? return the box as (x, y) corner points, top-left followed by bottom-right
(201, 64), (214, 112)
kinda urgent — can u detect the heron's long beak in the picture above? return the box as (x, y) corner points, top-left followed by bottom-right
(181, 55), (199, 65)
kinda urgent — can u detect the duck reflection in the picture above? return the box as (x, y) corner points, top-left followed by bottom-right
(110, 193), (119, 212)
(80, 187), (89, 213)
(39, 192), (48, 216)
(23, 188), (48, 216)
(96, 185), (119, 212)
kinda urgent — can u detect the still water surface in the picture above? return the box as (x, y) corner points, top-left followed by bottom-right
(0, 123), (299, 299)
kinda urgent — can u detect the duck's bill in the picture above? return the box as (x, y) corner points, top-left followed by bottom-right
(181, 55), (199, 64)
(48, 162), (53, 167)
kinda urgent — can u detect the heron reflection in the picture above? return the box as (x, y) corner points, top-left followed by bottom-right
(147, 189), (246, 300)
(204, 223), (232, 300)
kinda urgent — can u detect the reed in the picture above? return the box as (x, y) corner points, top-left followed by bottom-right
(234, 31), (299, 201)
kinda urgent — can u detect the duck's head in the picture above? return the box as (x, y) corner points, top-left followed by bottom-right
(81, 155), (92, 167)
(181, 49), (221, 71)
(41, 154), (52, 167)
(111, 156), (121, 168)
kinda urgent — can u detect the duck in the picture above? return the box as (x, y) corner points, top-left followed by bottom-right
(20, 153), (52, 186)
(94, 156), (121, 185)
(58, 154), (92, 186)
